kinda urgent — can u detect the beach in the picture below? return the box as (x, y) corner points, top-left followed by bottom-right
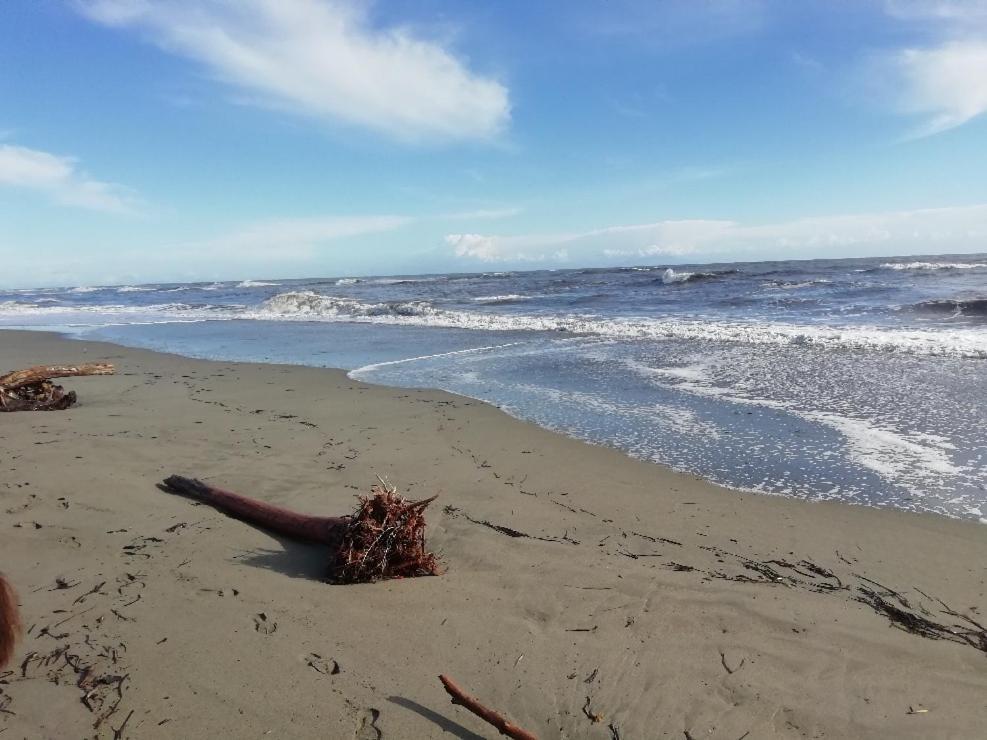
(1, 329), (985, 738)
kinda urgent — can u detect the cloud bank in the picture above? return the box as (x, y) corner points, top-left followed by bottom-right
(0, 144), (137, 213)
(77, 0), (510, 142)
(448, 204), (987, 264)
(0, 213), (410, 288)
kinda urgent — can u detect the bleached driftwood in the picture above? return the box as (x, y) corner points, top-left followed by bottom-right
(0, 363), (114, 412)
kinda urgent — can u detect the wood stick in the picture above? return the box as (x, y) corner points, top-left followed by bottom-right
(438, 674), (538, 740)
(0, 363), (115, 390)
(161, 476), (346, 544)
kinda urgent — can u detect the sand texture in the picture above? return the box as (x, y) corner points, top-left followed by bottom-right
(1, 330), (985, 739)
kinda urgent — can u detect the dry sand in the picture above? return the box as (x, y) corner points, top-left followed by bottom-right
(1, 330), (985, 739)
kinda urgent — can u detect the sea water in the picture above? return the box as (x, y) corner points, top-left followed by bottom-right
(2, 254), (985, 520)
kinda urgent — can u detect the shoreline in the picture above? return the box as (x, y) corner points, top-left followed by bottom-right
(25, 323), (987, 524)
(1, 329), (985, 738)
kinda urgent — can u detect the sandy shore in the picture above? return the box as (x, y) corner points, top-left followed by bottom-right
(1, 330), (984, 739)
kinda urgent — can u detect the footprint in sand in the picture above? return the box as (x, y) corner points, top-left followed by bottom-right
(305, 653), (340, 675)
(252, 612), (278, 634)
(353, 708), (382, 740)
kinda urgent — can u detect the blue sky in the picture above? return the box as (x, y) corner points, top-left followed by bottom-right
(1, 0), (987, 287)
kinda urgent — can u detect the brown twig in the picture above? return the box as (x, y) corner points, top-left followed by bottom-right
(438, 674), (538, 740)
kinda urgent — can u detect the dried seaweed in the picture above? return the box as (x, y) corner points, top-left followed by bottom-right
(856, 587), (987, 654)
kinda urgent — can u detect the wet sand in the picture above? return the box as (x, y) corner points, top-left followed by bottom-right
(1, 329), (985, 739)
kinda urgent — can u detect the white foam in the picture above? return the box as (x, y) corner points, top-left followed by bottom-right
(639, 360), (974, 498)
(350, 342), (526, 378)
(881, 261), (987, 271)
(803, 412), (965, 495)
(472, 294), (529, 303)
(117, 285), (155, 292)
(335, 278), (361, 285)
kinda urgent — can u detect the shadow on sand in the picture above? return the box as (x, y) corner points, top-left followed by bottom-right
(387, 696), (485, 740)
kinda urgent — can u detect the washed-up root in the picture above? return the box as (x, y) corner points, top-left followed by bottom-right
(161, 475), (440, 583)
(331, 479), (439, 583)
(0, 363), (115, 412)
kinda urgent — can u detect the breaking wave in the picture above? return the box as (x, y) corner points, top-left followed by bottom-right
(659, 268), (738, 285)
(259, 291), (437, 319)
(237, 280), (281, 288)
(911, 297), (987, 318)
(251, 291), (987, 358)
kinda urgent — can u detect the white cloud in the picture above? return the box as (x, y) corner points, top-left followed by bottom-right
(77, 0), (510, 142)
(877, 2), (987, 137)
(893, 41), (987, 137)
(883, 1), (987, 24)
(0, 144), (138, 213)
(446, 233), (506, 261)
(441, 207), (522, 221)
(448, 204), (987, 264)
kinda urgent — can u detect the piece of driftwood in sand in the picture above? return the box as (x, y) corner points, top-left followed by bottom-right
(0, 573), (21, 669)
(439, 674), (538, 740)
(0, 363), (115, 412)
(161, 475), (440, 583)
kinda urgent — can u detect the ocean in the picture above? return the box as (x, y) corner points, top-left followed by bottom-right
(2, 253), (985, 521)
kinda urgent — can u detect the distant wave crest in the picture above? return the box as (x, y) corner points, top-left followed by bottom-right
(882, 261), (987, 271)
(472, 294), (529, 304)
(237, 280), (281, 288)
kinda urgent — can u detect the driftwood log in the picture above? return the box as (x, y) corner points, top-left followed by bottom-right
(439, 674), (538, 740)
(0, 573), (20, 669)
(161, 475), (440, 583)
(0, 363), (115, 412)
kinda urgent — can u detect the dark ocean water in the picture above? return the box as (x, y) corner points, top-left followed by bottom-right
(2, 253), (986, 521)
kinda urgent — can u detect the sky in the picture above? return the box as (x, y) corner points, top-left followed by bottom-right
(1, 0), (987, 287)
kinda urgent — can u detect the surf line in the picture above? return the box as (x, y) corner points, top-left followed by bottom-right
(348, 342), (529, 379)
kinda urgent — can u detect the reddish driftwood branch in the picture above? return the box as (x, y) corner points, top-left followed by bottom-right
(162, 475), (345, 543)
(161, 476), (441, 583)
(0, 573), (21, 669)
(0, 362), (115, 412)
(438, 674), (538, 740)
